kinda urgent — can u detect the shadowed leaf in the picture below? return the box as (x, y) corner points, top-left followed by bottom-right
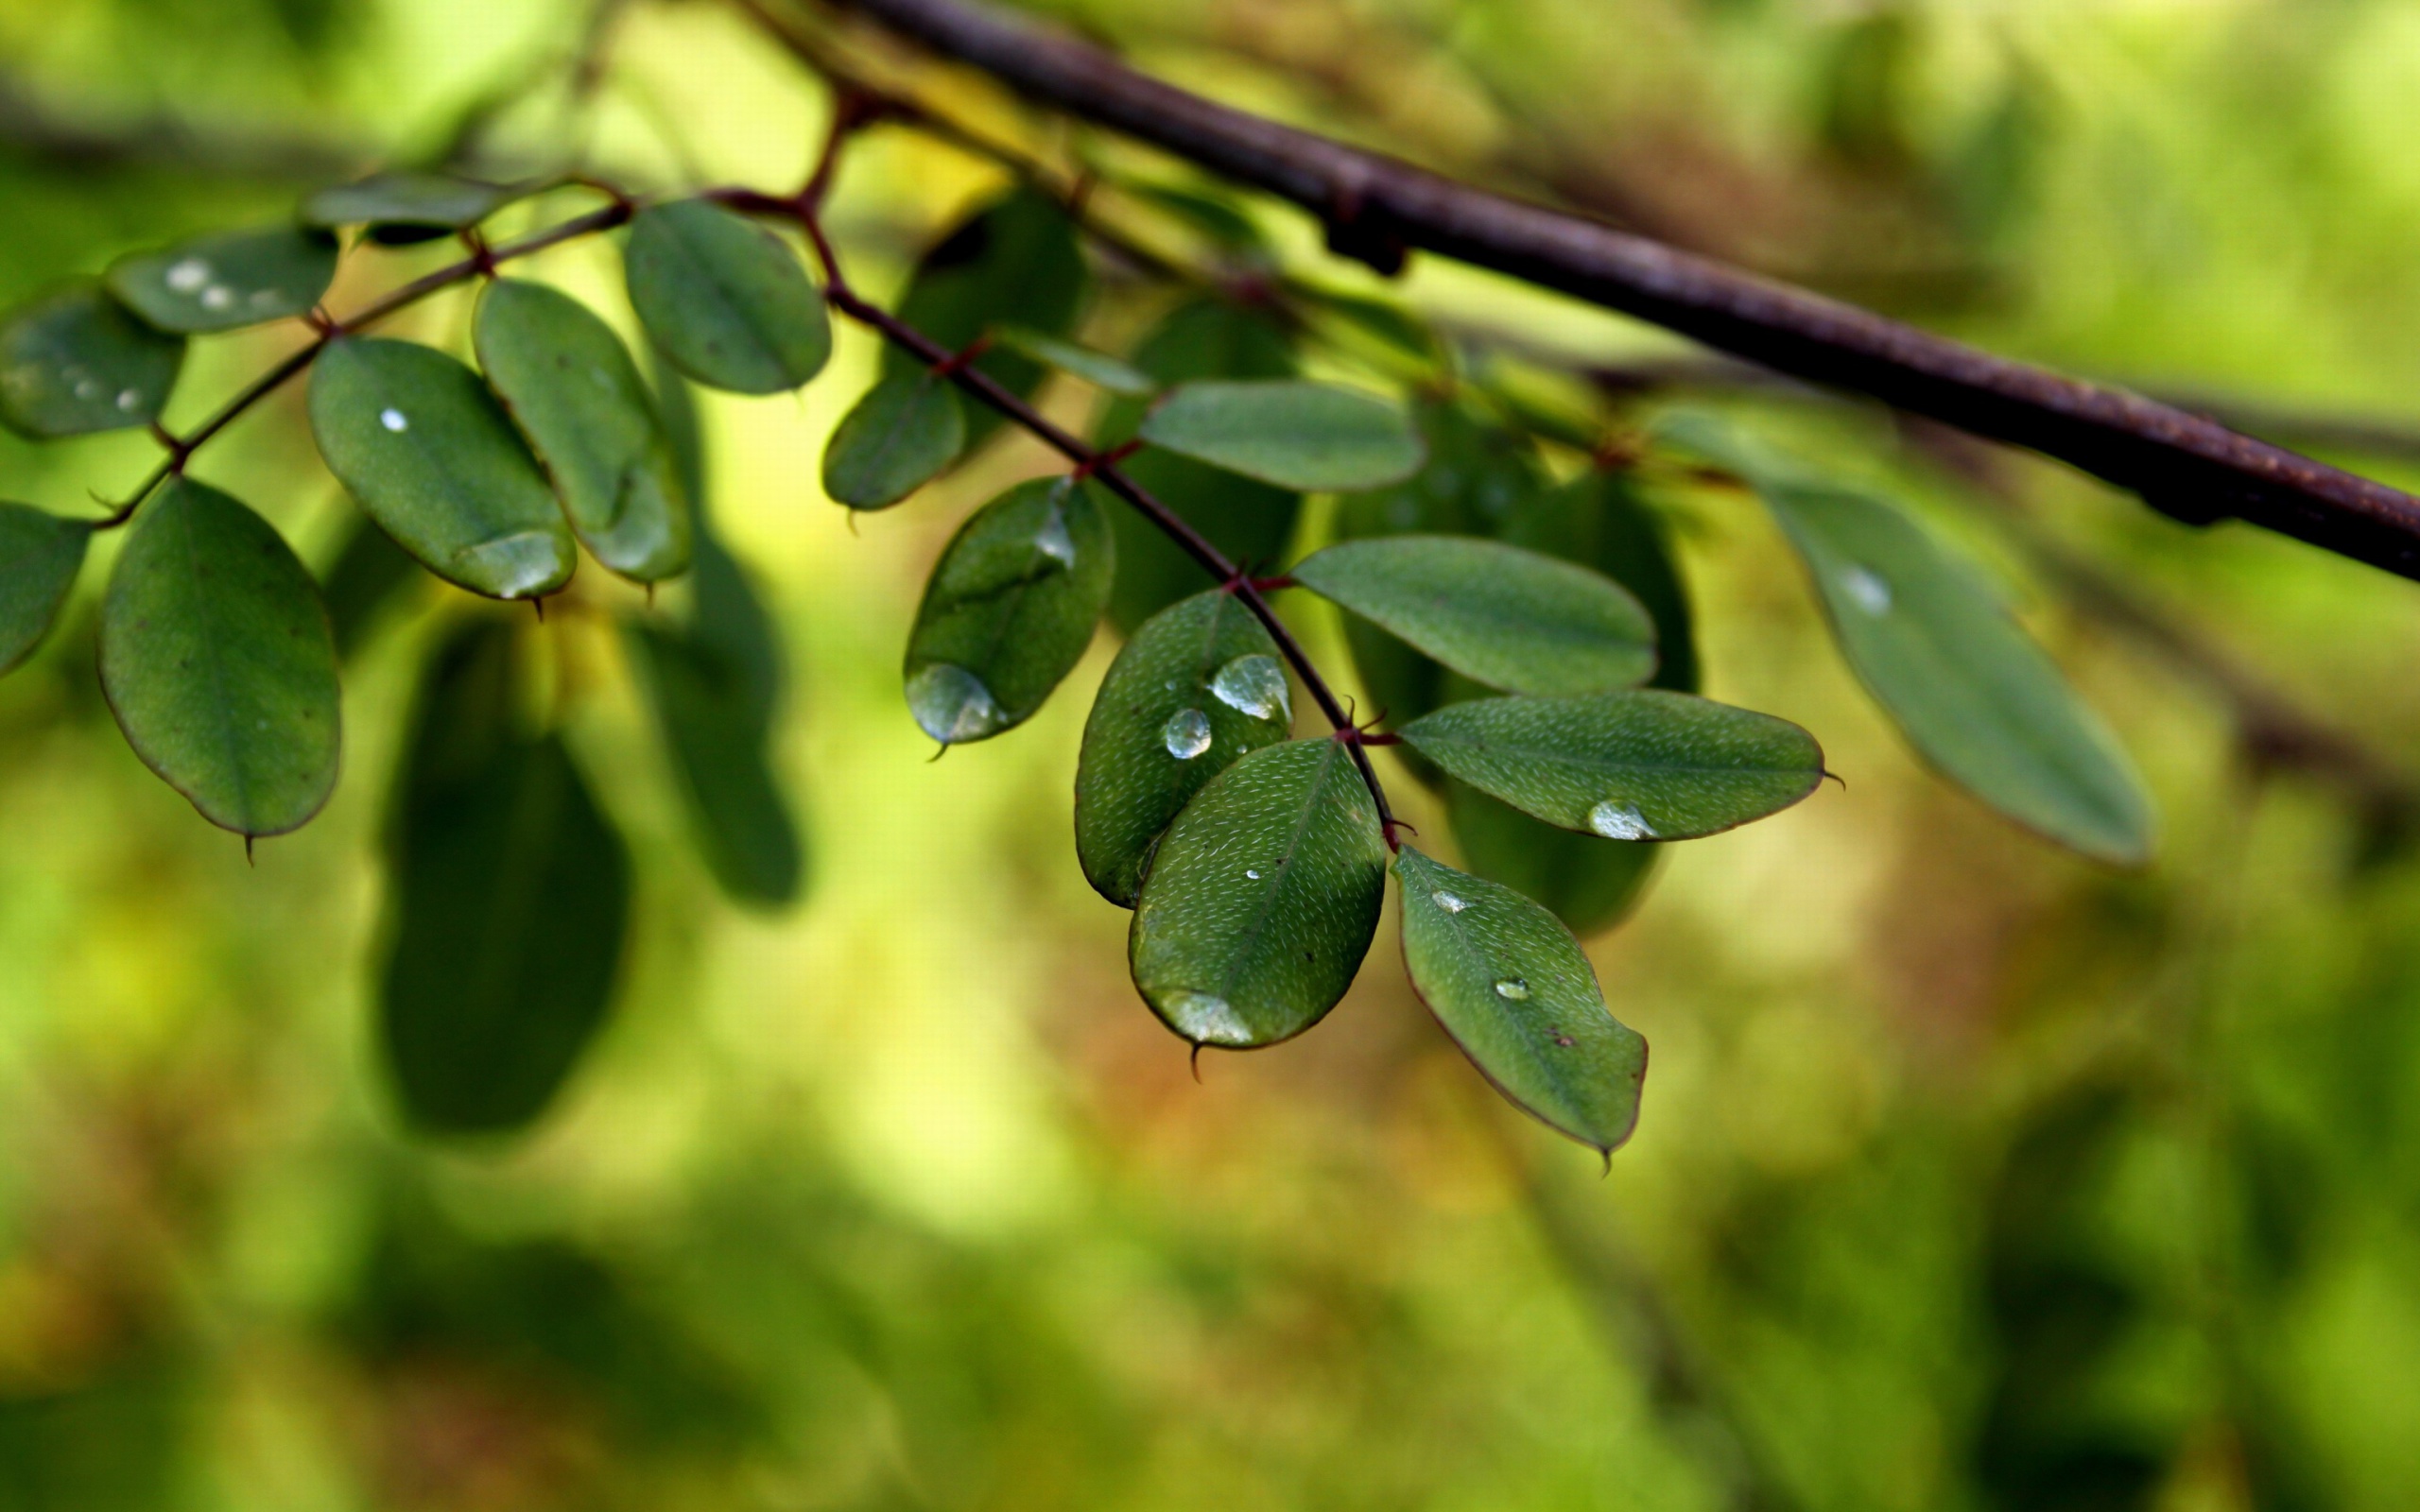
(989, 324), (1155, 395)
(629, 624), (804, 906)
(106, 224), (338, 335)
(822, 371), (965, 510)
(0, 503), (91, 676)
(1139, 379), (1424, 491)
(302, 171), (512, 245)
(0, 283), (184, 438)
(626, 201), (830, 394)
(887, 185), (1087, 444)
(1501, 468), (1700, 696)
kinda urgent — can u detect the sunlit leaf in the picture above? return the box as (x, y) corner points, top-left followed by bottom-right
(1291, 535), (1655, 696)
(381, 619), (630, 1135)
(988, 324), (1156, 395)
(97, 477), (339, 837)
(1101, 298), (1299, 631)
(887, 184), (1087, 443)
(1129, 737), (1388, 1047)
(1447, 781), (1662, 940)
(1138, 379), (1424, 491)
(1075, 588), (1294, 907)
(308, 336), (576, 600)
(0, 503), (90, 678)
(319, 514), (424, 659)
(0, 283), (184, 438)
(625, 201), (830, 394)
(302, 170), (512, 245)
(1394, 846), (1648, 1157)
(1668, 415), (2152, 863)
(821, 371), (965, 510)
(903, 474), (1113, 745)
(106, 224), (338, 335)
(475, 278), (691, 582)
(1398, 691), (1824, 840)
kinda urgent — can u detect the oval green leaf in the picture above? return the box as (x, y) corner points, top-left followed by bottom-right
(628, 623), (804, 907)
(904, 474), (1114, 745)
(1129, 737), (1389, 1047)
(625, 200), (830, 394)
(822, 370), (966, 510)
(1668, 416), (2152, 863)
(97, 478), (339, 837)
(1500, 469), (1700, 695)
(1399, 691), (1824, 840)
(1075, 588), (1294, 906)
(1448, 781), (1661, 941)
(106, 225), (338, 335)
(381, 619), (631, 1135)
(302, 171), (511, 245)
(1394, 847), (1648, 1157)
(0, 503), (91, 676)
(1291, 535), (1656, 696)
(989, 324), (1156, 395)
(308, 336), (576, 599)
(0, 284), (184, 438)
(887, 185), (1088, 444)
(475, 278), (692, 582)
(1137, 379), (1424, 491)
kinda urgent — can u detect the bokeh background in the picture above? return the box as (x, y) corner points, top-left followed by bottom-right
(6, 0), (2420, 1506)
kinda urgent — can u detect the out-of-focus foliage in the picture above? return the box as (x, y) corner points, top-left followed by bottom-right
(6, 0), (2420, 1507)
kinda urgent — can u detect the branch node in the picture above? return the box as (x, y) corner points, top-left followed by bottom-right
(1322, 169), (1409, 278)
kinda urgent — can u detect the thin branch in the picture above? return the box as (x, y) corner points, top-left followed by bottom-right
(779, 0), (2420, 585)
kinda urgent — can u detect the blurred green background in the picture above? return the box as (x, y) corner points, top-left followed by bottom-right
(6, 0), (2420, 1506)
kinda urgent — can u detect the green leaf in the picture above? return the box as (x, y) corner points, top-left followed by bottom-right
(308, 336), (576, 599)
(1291, 535), (1656, 696)
(1129, 737), (1388, 1047)
(1668, 416), (2152, 863)
(105, 225), (338, 335)
(320, 515), (424, 659)
(1447, 782), (1661, 940)
(302, 171), (511, 245)
(474, 279), (692, 582)
(1301, 287), (1443, 366)
(0, 284), (184, 438)
(0, 503), (90, 677)
(1101, 298), (1299, 632)
(903, 474), (1114, 744)
(1138, 379), (1424, 491)
(96, 477), (339, 837)
(988, 324), (1156, 395)
(1122, 181), (1269, 254)
(821, 371), (966, 511)
(886, 185), (1087, 444)
(1398, 691), (1825, 840)
(381, 619), (630, 1135)
(1393, 847), (1648, 1157)
(628, 623), (804, 907)
(1501, 469), (1700, 695)
(1075, 588), (1294, 906)
(624, 201), (831, 394)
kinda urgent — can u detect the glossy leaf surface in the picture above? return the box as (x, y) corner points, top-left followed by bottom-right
(309, 337), (575, 599)
(106, 225), (338, 335)
(1292, 536), (1656, 696)
(1395, 847), (1648, 1156)
(625, 201), (830, 394)
(1138, 380), (1424, 491)
(0, 504), (91, 676)
(475, 279), (691, 581)
(382, 620), (629, 1135)
(1400, 691), (1824, 840)
(1449, 782), (1661, 940)
(97, 478), (338, 836)
(1129, 737), (1388, 1047)
(0, 284), (184, 438)
(1075, 588), (1293, 906)
(887, 185), (1087, 441)
(821, 371), (965, 510)
(989, 325), (1155, 395)
(903, 475), (1113, 744)
(302, 171), (510, 244)
(629, 624), (803, 906)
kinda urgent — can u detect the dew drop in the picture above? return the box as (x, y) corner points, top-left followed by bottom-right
(73, 379), (100, 401)
(1588, 800), (1656, 840)
(1839, 564), (1892, 615)
(1162, 707), (1213, 761)
(1430, 889), (1468, 914)
(114, 389), (142, 411)
(199, 285), (235, 313)
(380, 408), (409, 433)
(1165, 990), (1253, 1045)
(456, 531), (570, 598)
(164, 258), (212, 294)
(1494, 978), (1531, 1001)
(249, 288), (281, 308)
(1245, 868), (1261, 880)
(906, 662), (1005, 744)
(1209, 654), (1289, 721)
(1034, 507), (1078, 568)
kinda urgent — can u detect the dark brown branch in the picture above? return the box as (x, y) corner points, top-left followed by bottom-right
(794, 0), (2420, 583)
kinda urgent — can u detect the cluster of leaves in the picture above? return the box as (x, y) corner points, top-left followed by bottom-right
(0, 145), (2154, 1157)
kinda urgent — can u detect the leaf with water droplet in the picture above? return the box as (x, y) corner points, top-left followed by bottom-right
(1664, 413), (2152, 864)
(1394, 847), (1648, 1156)
(1448, 781), (1660, 940)
(1130, 737), (1388, 1046)
(625, 200), (831, 394)
(0, 503), (90, 677)
(822, 370), (965, 510)
(302, 170), (513, 245)
(1399, 691), (1824, 840)
(627, 622), (804, 907)
(380, 619), (630, 1135)
(1100, 299), (1300, 631)
(475, 279), (691, 582)
(0, 283), (184, 438)
(1076, 588), (1293, 906)
(1138, 379), (1425, 491)
(988, 324), (1156, 395)
(97, 478), (339, 837)
(106, 224), (338, 335)
(320, 515), (425, 659)
(309, 336), (576, 599)
(903, 475), (1113, 745)
(1292, 535), (1656, 696)
(887, 185), (1087, 445)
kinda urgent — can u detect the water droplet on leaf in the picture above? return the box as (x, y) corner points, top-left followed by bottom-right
(1494, 977), (1530, 1001)
(906, 662), (1005, 744)
(1588, 800), (1656, 840)
(115, 388), (141, 411)
(1034, 505), (1079, 568)
(1431, 889), (1467, 914)
(165, 258), (213, 294)
(1209, 653), (1289, 721)
(380, 408), (409, 433)
(200, 285), (234, 313)
(1165, 990), (1253, 1045)
(1840, 564), (1892, 615)
(1162, 706), (1213, 760)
